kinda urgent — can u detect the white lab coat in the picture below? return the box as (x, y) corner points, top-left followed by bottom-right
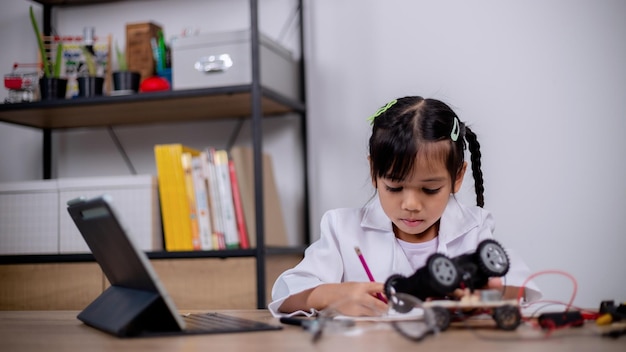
(268, 195), (541, 316)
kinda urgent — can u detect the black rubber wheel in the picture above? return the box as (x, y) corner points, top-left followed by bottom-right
(384, 274), (404, 299)
(385, 275), (414, 313)
(431, 306), (451, 331)
(493, 305), (521, 330)
(476, 239), (509, 277)
(427, 253), (460, 293)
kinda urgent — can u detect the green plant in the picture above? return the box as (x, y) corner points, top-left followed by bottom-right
(53, 42), (64, 78)
(115, 41), (128, 71)
(29, 6), (63, 78)
(81, 47), (98, 76)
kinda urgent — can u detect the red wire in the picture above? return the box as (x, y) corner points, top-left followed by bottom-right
(516, 270), (582, 334)
(517, 269), (578, 310)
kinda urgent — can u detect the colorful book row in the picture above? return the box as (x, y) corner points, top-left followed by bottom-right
(154, 144), (288, 252)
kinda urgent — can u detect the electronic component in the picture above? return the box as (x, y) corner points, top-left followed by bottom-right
(537, 311), (584, 330)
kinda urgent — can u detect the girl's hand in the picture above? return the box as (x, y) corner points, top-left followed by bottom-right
(308, 282), (389, 316)
(486, 277), (503, 290)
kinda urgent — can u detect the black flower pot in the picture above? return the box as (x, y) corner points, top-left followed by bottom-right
(112, 71), (141, 93)
(39, 77), (68, 100)
(77, 76), (104, 97)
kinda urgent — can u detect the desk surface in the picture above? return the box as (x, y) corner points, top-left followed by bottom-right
(1, 310), (623, 351)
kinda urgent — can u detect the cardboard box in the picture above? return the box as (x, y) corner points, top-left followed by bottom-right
(0, 180), (59, 255)
(126, 22), (162, 82)
(0, 175), (162, 255)
(171, 30), (300, 100)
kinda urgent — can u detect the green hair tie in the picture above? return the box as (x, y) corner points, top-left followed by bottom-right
(450, 117), (460, 142)
(367, 99), (397, 124)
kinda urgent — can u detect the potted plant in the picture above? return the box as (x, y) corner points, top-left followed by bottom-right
(29, 6), (66, 100)
(76, 47), (104, 97)
(111, 41), (140, 94)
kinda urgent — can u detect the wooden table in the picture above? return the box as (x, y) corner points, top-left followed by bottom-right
(1, 310), (623, 351)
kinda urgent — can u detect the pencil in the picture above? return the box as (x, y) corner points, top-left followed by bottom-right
(354, 246), (388, 303)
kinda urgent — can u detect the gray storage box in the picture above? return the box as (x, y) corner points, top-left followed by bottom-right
(171, 30), (300, 100)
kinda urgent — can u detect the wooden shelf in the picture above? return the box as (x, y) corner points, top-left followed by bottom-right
(0, 85), (304, 130)
(32, 0), (124, 6)
(0, 246), (306, 265)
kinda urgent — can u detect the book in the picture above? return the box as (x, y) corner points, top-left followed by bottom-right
(228, 158), (250, 249)
(229, 146), (288, 248)
(201, 149), (226, 250)
(213, 149), (240, 249)
(191, 155), (214, 251)
(181, 152), (201, 250)
(154, 144), (201, 251)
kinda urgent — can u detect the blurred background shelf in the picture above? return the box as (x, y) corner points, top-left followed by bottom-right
(0, 85), (305, 129)
(0, 0), (308, 310)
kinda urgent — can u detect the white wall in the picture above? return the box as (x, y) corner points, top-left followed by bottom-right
(0, 1), (42, 182)
(1, 0), (625, 310)
(305, 0), (626, 310)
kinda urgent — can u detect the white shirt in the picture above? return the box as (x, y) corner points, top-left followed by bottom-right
(397, 236), (438, 270)
(268, 195), (541, 316)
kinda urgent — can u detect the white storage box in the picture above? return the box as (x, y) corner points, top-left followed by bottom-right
(171, 30), (300, 101)
(0, 180), (59, 255)
(0, 175), (162, 255)
(58, 175), (162, 254)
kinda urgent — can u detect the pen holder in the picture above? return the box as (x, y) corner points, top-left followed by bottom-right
(157, 68), (172, 86)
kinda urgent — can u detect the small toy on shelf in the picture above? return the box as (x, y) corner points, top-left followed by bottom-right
(3, 63), (40, 103)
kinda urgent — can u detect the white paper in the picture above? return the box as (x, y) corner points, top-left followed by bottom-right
(333, 307), (424, 322)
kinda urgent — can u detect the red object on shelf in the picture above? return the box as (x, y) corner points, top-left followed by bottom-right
(4, 77), (23, 90)
(140, 76), (170, 92)
(4, 63), (41, 90)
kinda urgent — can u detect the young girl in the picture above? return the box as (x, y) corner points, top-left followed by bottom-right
(269, 96), (540, 317)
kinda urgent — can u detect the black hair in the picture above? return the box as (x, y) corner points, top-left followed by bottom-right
(368, 96), (485, 207)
